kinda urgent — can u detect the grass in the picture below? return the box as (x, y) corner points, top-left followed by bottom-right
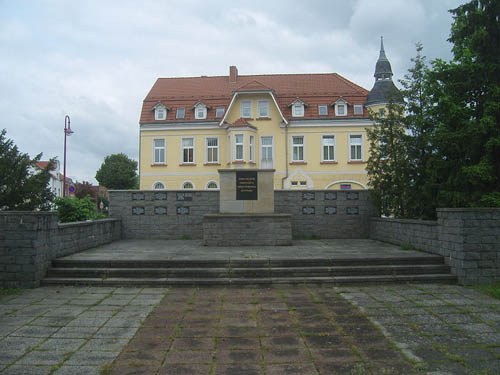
(474, 283), (500, 300)
(0, 288), (22, 298)
(100, 363), (113, 375)
(400, 243), (415, 251)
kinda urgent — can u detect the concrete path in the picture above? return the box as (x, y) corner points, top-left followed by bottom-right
(1, 284), (499, 374)
(60, 239), (436, 261)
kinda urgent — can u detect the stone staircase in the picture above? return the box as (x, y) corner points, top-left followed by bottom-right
(42, 255), (456, 286)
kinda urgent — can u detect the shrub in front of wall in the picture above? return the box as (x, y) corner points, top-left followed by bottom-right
(54, 197), (106, 223)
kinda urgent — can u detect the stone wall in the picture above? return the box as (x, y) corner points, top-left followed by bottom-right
(0, 212), (121, 288)
(109, 190), (376, 240)
(370, 208), (500, 285)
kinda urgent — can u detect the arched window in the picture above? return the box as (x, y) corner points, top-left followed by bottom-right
(182, 181), (194, 190)
(153, 182), (165, 190)
(206, 181), (218, 190)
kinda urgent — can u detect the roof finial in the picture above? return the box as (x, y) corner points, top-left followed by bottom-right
(379, 36), (388, 61)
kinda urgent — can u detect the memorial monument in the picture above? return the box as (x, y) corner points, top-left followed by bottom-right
(203, 169), (292, 246)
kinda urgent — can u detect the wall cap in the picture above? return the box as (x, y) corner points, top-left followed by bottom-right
(58, 218), (120, 229)
(370, 217), (438, 226)
(436, 208), (500, 212)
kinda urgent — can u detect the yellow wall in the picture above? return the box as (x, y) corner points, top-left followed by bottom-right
(140, 93), (372, 190)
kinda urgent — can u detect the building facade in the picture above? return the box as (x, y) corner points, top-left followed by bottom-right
(139, 40), (397, 191)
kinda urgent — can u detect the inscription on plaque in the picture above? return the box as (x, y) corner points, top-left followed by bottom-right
(132, 206), (145, 215)
(236, 171), (258, 200)
(347, 192), (359, 200)
(302, 192), (315, 201)
(154, 207), (167, 215)
(153, 192), (167, 201)
(176, 206), (190, 215)
(346, 207), (359, 215)
(176, 192), (193, 201)
(325, 206), (337, 215)
(324, 192), (337, 200)
(302, 206), (315, 215)
(132, 192), (145, 201)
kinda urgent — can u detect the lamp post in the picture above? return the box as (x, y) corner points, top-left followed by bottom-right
(63, 115), (74, 198)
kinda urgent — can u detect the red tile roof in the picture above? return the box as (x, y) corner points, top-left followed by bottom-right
(140, 70), (369, 124)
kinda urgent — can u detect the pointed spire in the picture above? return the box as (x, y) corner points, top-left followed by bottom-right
(379, 36), (388, 61)
(374, 36), (393, 79)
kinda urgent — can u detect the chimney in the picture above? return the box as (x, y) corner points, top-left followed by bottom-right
(229, 66), (238, 82)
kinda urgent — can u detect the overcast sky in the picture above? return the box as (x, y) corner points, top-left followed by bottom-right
(1, 0), (464, 184)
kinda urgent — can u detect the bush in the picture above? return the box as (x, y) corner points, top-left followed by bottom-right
(54, 197), (106, 223)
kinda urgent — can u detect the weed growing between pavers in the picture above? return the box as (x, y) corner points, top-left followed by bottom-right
(474, 283), (500, 300)
(0, 288), (22, 299)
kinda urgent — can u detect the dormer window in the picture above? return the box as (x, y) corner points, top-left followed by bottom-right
(193, 102), (208, 120)
(216, 107), (225, 118)
(318, 105), (328, 116)
(289, 99), (306, 117)
(241, 100), (252, 118)
(176, 108), (185, 119)
(153, 104), (167, 120)
(354, 104), (363, 115)
(333, 99), (349, 117)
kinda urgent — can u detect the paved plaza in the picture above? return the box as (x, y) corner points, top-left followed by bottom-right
(1, 283), (499, 374)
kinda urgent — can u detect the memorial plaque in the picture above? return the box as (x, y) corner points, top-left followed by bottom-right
(302, 192), (315, 201)
(324, 192), (337, 200)
(236, 171), (258, 200)
(176, 192), (193, 201)
(347, 192), (359, 200)
(154, 206), (167, 215)
(325, 206), (337, 215)
(153, 192), (167, 201)
(132, 206), (145, 215)
(176, 206), (190, 215)
(132, 192), (145, 201)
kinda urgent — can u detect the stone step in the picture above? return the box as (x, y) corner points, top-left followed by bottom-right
(46, 264), (452, 279)
(51, 255), (444, 269)
(41, 273), (457, 287)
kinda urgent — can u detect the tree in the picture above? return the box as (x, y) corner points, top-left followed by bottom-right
(74, 181), (96, 200)
(0, 129), (55, 210)
(429, 0), (500, 207)
(95, 153), (138, 190)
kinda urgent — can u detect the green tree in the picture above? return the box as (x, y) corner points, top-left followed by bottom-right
(54, 197), (104, 223)
(430, 0), (500, 207)
(0, 129), (55, 210)
(95, 153), (138, 190)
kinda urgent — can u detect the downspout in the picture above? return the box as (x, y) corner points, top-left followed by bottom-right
(281, 121), (289, 189)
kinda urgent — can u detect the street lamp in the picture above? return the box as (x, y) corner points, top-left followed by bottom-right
(63, 115), (74, 198)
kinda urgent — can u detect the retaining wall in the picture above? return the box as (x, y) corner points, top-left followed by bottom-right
(370, 208), (500, 285)
(0, 212), (121, 288)
(109, 190), (376, 240)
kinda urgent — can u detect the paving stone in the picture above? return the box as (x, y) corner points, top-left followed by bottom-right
(1, 364), (52, 375)
(158, 363), (213, 374)
(262, 347), (311, 363)
(16, 350), (68, 365)
(216, 337), (260, 350)
(266, 363), (319, 374)
(214, 364), (262, 375)
(9, 325), (60, 338)
(53, 365), (101, 375)
(0, 350), (23, 364)
(164, 350), (214, 364)
(36, 338), (86, 351)
(171, 337), (215, 351)
(216, 350), (261, 364)
(79, 338), (130, 352)
(52, 326), (99, 339)
(65, 350), (119, 366)
(94, 327), (137, 339)
(0, 337), (44, 352)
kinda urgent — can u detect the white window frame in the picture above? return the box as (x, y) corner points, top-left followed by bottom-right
(234, 134), (244, 161)
(291, 135), (305, 162)
(155, 105), (166, 120)
(176, 108), (185, 119)
(335, 102), (347, 116)
(260, 136), (274, 169)
(318, 105), (328, 116)
(249, 135), (255, 162)
(321, 135), (336, 162)
(194, 104), (207, 120)
(152, 138), (166, 164)
(354, 104), (363, 115)
(181, 137), (195, 164)
(206, 181), (219, 190)
(241, 100), (252, 118)
(227, 135), (231, 162)
(292, 103), (304, 117)
(258, 100), (269, 118)
(215, 107), (225, 118)
(182, 181), (195, 190)
(205, 136), (219, 164)
(153, 181), (165, 190)
(349, 134), (363, 161)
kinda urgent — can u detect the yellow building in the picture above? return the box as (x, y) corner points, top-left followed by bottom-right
(139, 40), (398, 191)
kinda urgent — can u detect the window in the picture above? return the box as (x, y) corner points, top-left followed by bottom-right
(350, 135), (362, 161)
(182, 181), (194, 190)
(215, 107), (225, 118)
(206, 181), (218, 190)
(292, 136), (304, 162)
(354, 104), (363, 115)
(153, 182), (165, 190)
(291, 181), (298, 186)
(318, 105), (328, 116)
(182, 138), (194, 163)
(292, 103), (304, 117)
(176, 108), (185, 119)
(379, 108), (386, 118)
(258, 100), (269, 117)
(195, 105), (207, 119)
(235, 134), (244, 160)
(153, 138), (165, 164)
(322, 135), (335, 161)
(249, 135), (254, 162)
(335, 103), (346, 116)
(155, 106), (166, 120)
(241, 100), (251, 118)
(206, 137), (218, 163)
(300, 181), (307, 186)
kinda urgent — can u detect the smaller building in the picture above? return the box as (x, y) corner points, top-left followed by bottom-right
(35, 160), (75, 198)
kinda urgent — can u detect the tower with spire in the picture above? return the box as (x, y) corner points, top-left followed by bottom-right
(365, 37), (402, 110)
